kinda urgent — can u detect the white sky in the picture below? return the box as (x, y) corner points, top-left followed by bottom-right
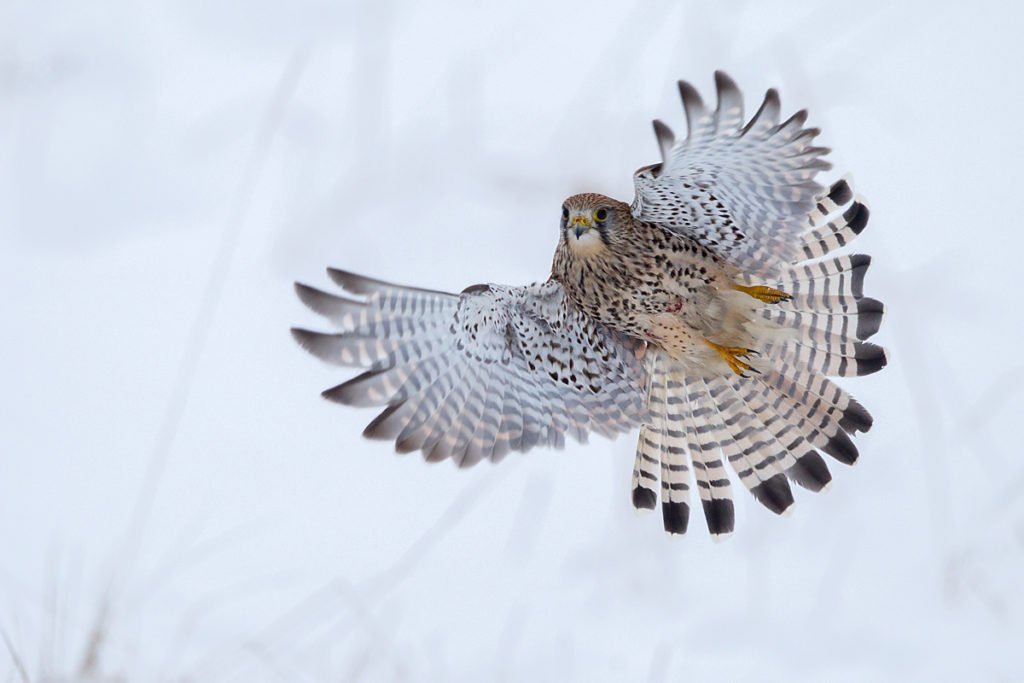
(1, 1), (1022, 680)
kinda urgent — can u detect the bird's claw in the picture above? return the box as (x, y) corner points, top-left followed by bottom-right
(704, 339), (760, 377)
(733, 284), (791, 304)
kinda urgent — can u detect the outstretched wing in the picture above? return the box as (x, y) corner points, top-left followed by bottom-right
(631, 71), (832, 277)
(292, 270), (649, 467)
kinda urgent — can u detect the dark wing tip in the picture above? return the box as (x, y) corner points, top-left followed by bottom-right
(662, 501), (690, 534)
(294, 282), (363, 319)
(291, 326), (313, 347)
(828, 179), (854, 207)
(632, 486), (657, 510)
(857, 296), (885, 315)
(290, 328), (373, 368)
(713, 70), (738, 92)
(321, 383), (350, 404)
(677, 79), (703, 106)
(786, 452), (833, 492)
(292, 328), (343, 365)
(849, 253), (872, 268)
(363, 401), (407, 440)
(854, 343), (888, 376)
(327, 268), (376, 295)
(843, 201), (870, 234)
(750, 473), (795, 515)
(779, 108), (809, 131)
(321, 369), (390, 407)
(652, 119), (675, 162)
(849, 254), (872, 298)
(793, 127), (821, 144)
(856, 297), (885, 340)
(489, 439), (511, 465)
(741, 87), (781, 135)
(294, 281), (318, 302)
(712, 71), (744, 126)
(677, 79), (706, 126)
(702, 498), (735, 536)
(394, 433), (421, 455)
(652, 118), (674, 139)
(422, 441), (448, 464)
(839, 399), (874, 434)
(823, 430), (859, 466)
(328, 268), (455, 298)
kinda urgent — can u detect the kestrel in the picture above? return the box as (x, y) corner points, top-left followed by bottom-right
(292, 72), (886, 537)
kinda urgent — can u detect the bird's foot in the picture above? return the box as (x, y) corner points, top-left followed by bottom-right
(733, 284), (791, 304)
(704, 339), (760, 378)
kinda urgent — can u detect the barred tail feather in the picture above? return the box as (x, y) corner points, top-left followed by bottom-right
(766, 339), (887, 378)
(635, 361), (813, 535)
(766, 178), (887, 380)
(702, 376), (795, 516)
(762, 357), (873, 434)
(722, 373), (833, 492)
(757, 368), (859, 465)
(632, 358), (692, 533)
(658, 370), (691, 533)
(805, 177), (853, 228)
(753, 177), (883, 467)
(629, 178), (884, 536)
(632, 355), (664, 511)
(678, 374), (735, 537)
(760, 297), (884, 344)
(632, 425), (661, 510)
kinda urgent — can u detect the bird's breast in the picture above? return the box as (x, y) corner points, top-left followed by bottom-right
(552, 236), (732, 352)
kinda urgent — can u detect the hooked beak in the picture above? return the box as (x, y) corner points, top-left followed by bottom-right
(571, 215), (591, 238)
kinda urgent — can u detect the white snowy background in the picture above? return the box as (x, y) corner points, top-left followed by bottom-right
(2, 1), (1022, 680)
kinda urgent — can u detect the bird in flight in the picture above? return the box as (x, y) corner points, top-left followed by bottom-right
(292, 72), (886, 537)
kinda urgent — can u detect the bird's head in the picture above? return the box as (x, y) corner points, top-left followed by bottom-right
(560, 193), (628, 256)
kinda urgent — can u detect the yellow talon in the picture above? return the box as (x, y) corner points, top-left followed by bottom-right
(733, 283), (791, 304)
(704, 339), (759, 377)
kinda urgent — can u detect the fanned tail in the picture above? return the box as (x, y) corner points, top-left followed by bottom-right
(632, 177), (885, 535)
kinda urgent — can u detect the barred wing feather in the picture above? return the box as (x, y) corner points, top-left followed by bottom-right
(632, 71), (831, 276)
(292, 272), (649, 467)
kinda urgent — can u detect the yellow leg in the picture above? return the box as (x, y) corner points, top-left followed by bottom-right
(733, 283), (791, 304)
(704, 339), (760, 377)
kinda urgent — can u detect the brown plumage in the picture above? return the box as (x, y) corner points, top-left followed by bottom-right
(552, 192), (753, 375)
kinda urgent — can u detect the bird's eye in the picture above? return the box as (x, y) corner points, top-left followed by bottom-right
(594, 208), (609, 221)
(561, 207), (569, 220)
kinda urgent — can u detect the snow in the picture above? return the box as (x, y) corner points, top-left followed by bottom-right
(2, 0), (1022, 680)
